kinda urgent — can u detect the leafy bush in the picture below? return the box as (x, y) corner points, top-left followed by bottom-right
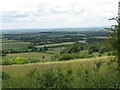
(27, 68), (40, 80)
(12, 57), (29, 64)
(58, 54), (75, 61)
(38, 68), (73, 88)
(52, 50), (90, 61)
(88, 46), (99, 54)
(60, 45), (84, 54)
(2, 72), (10, 80)
(79, 50), (89, 58)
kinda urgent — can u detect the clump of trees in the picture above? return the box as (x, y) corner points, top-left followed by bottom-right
(52, 44), (107, 61)
(60, 44), (84, 54)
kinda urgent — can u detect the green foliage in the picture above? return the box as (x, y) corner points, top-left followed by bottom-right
(27, 68), (40, 84)
(88, 46), (99, 54)
(28, 43), (34, 49)
(60, 44), (84, 54)
(31, 47), (38, 52)
(52, 50), (91, 61)
(106, 18), (120, 57)
(28, 68), (73, 88)
(2, 58), (119, 88)
(1, 51), (7, 56)
(2, 72), (10, 80)
(59, 54), (75, 61)
(12, 57), (29, 64)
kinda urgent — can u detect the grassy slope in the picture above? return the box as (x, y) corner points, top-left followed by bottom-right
(2, 56), (115, 75)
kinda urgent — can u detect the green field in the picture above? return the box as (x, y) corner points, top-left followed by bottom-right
(45, 49), (61, 54)
(94, 36), (108, 39)
(3, 52), (53, 62)
(2, 42), (30, 51)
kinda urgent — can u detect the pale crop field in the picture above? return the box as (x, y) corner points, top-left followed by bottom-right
(35, 42), (75, 48)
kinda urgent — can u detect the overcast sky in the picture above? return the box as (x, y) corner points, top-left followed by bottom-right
(0, 0), (118, 30)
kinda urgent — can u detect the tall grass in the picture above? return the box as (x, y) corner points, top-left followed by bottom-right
(2, 57), (119, 88)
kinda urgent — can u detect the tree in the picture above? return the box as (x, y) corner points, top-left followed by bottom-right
(106, 17), (120, 82)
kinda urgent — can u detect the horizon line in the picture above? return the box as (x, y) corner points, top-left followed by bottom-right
(1, 26), (110, 31)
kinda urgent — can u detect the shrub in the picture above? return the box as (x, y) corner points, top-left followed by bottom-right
(88, 46), (99, 54)
(79, 50), (89, 58)
(2, 72), (10, 80)
(39, 68), (57, 88)
(12, 57), (29, 64)
(27, 68), (40, 79)
(38, 68), (73, 88)
(58, 54), (75, 61)
(60, 45), (84, 54)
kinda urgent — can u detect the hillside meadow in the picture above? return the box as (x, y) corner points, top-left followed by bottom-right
(2, 52), (53, 63)
(2, 56), (119, 88)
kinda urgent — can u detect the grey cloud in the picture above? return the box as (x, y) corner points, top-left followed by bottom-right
(1, 11), (30, 23)
(50, 8), (85, 15)
(1, 11), (29, 18)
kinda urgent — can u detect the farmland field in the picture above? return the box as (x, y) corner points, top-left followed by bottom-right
(2, 42), (30, 51)
(35, 42), (75, 48)
(2, 52), (53, 62)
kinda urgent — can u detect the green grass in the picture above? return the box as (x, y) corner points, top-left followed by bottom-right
(2, 42), (30, 51)
(35, 42), (75, 48)
(45, 49), (61, 54)
(2, 56), (115, 75)
(2, 56), (118, 88)
(94, 36), (108, 39)
(2, 52), (53, 62)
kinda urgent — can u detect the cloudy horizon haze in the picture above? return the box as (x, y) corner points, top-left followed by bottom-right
(0, 0), (118, 30)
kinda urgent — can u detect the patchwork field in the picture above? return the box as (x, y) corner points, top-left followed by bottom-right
(2, 42), (30, 51)
(35, 42), (75, 48)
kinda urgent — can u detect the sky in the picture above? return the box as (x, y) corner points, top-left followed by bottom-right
(0, 0), (118, 30)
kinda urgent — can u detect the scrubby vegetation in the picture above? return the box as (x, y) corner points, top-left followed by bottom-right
(2, 56), (119, 88)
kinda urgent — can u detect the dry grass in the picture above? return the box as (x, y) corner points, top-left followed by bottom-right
(2, 56), (115, 76)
